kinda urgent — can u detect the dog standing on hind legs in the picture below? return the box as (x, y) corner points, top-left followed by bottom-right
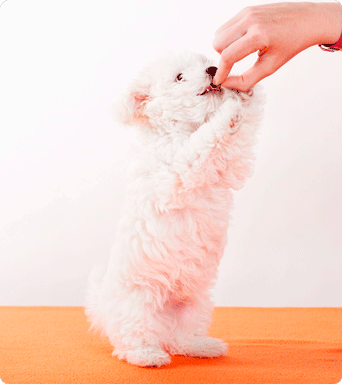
(85, 51), (264, 367)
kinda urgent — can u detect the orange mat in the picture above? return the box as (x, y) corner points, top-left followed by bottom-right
(0, 307), (341, 384)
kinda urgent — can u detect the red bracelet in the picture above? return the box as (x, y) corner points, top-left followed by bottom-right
(319, 0), (342, 52)
(320, 33), (342, 52)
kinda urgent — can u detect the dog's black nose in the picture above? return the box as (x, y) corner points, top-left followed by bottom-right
(206, 66), (218, 78)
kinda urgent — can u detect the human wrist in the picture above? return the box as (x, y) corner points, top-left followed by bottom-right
(316, 1), (342, 46)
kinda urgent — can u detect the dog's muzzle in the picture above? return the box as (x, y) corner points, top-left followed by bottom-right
(199, 66), (221, 95)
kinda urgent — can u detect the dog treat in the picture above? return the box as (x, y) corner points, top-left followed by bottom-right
(199, 83), (222, 95)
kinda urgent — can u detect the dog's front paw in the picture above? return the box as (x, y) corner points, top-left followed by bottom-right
(217, 98), (242, 135)
(123, 346), (171, 367)
(228, 112), (242, 134)
(173, 336), (228, 358)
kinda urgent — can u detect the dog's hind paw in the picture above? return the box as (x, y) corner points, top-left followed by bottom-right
(123, 346), (171, 367)
(172, 336), (228, 358)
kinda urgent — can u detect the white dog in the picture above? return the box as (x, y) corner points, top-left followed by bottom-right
(85, 51), (264, 367)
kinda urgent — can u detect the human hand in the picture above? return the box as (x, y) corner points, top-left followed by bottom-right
(213, 2), (342, 91)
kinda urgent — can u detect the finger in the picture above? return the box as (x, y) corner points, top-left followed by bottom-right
(213, 33), (264, 85)
(214, 6), (251, 37)
(215, 3), (287, 37)
(213, 19), (247, 54)
(221, 55), (275, 91)
(213, 57), (234, 86)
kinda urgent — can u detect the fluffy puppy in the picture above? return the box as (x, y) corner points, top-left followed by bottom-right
(86, 51), (264, 367)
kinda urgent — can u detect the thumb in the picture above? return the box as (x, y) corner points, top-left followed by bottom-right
(222, 57), (275, 91)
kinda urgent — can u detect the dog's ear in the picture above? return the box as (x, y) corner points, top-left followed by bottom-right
(114, 80), (150, 126)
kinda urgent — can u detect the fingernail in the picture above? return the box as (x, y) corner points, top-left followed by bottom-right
(213, 74), (222, 86)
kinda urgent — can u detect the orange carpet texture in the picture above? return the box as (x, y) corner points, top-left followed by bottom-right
(0, 307), (341, 384)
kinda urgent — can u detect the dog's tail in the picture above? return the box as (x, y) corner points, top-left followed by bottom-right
(84, 264), (106, 336)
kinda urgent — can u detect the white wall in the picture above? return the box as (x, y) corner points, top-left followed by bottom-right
(0, 0), (341, 306)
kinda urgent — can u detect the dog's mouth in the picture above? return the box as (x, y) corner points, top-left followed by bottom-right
(198, 83), (222, 96)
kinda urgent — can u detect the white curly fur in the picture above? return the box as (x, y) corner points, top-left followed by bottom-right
(85, 51), (264, 367)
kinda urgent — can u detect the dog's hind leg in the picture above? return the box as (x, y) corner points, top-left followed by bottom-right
(106, 289), (172, 367)
(166, 294), (228, 358)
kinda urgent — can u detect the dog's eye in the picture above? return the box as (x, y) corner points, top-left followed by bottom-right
(176, 73), (184, 82)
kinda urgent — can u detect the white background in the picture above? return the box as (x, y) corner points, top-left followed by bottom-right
(0, 0), (341, 307)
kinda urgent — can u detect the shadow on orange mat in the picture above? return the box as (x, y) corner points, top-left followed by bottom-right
(0, 307), (341, 384)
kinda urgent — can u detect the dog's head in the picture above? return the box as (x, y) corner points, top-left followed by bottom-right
(115, 51), (234, 133)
